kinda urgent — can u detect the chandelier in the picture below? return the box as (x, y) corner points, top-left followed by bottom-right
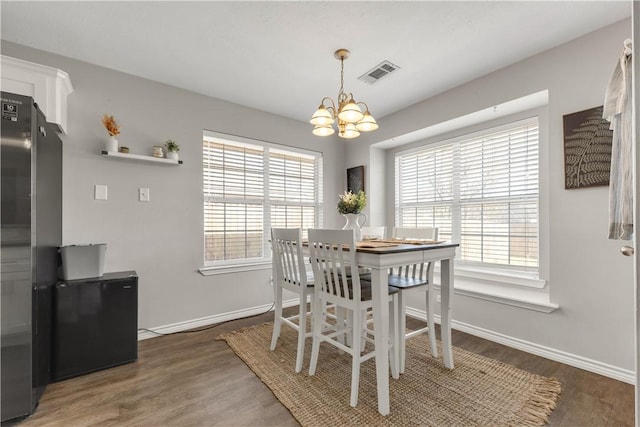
(310, 49), (378, 139)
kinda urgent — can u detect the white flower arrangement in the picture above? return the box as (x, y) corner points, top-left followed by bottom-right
(337, 190), (366, 214)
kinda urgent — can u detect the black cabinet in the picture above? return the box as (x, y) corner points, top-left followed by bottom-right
(52, 271), (138, 381)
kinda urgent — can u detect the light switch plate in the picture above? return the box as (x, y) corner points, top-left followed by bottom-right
(139, 187), (150, 202)
(94, 184), (108, 200)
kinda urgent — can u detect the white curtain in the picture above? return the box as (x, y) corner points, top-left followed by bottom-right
(603, 41), (633, 240)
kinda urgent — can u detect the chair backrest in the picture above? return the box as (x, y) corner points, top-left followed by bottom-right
(393, 226), (439, 240)
(271, 228), (309, 290)
(308, 229), (361, 303)
(361, 226), (386, 239)
(391, 227), (439, 281)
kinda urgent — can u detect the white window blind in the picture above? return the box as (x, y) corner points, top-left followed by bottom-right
(395, 118), (539, 272)
(269, 148), (323, 233)
(395, 143), (455, 242)
(203, 134), (323, 265)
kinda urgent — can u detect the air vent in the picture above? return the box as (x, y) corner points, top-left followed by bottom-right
(358, 60), (400, 85)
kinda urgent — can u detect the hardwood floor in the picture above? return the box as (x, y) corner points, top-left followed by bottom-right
(444, 320), (635, 427)
(16, 308), (633, 427)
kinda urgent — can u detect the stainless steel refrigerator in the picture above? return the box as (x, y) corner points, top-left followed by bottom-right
(1, 92), (62, 422)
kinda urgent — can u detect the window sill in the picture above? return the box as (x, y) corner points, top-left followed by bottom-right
(199, 261), (271, 276)
(432, 266), (557, 313)
(432, 276), (558, 313)
(454, 265), (546, 289)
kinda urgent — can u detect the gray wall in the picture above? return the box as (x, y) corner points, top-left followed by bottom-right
(346, 19), (634, 374)
(3, 18), (634, 375)
(1, 40), (346, 331)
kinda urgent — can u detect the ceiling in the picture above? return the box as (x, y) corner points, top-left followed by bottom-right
(1, 1), (631, 124)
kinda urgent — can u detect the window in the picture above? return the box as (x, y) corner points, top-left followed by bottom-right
(203, 132), (323, 266)
(395, 118), (539, 274)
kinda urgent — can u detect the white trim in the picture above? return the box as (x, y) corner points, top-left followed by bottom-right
(405, 307), (634, 384)
(203, 129), (321, 158)
(1, 55), (74, 133)
(199, 261), (271, 276)
(137, 297), (299, 340)
(138, 296), (633, 384)
(394, 118), (541, 277)
(454, 265), (545, 289)
(394, 116), (539, 157)
(451, 283), (558, 313)
(202, 134), (323, 267)
(432, 272), (557, 313)
(372, 91), (548, 149)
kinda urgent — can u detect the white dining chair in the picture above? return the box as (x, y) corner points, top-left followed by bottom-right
(307, 228), (399, 407)
(361, 226), (386, 239)
(270, 227), (316, 373)
(391, 226), (440, 373)
(358, 226), (386, 282)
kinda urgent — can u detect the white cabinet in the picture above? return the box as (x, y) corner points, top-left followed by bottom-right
(1, 55), (74, 134)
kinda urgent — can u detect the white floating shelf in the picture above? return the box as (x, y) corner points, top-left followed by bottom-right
(101, 150), (183, 165)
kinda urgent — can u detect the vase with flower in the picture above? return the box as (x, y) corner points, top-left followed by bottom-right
(101, 114), (120, 152)
(337, 190), (367, 241)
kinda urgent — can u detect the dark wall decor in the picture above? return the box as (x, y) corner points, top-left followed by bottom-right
(347, 165), (365, 193)
(563, 105), (613, 189)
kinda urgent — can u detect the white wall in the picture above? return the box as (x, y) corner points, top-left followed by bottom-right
(349, 19), (635, 374)
(1, 40), (346, 331)
(345, 143), (387, 228)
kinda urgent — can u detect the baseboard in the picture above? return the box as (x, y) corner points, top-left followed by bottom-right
(405, 306), (634, 384)
(138, 302), (634, 384)
(137, 298), (299, 341)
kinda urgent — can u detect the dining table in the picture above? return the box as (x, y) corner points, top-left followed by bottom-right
(354, 240), (459, 416)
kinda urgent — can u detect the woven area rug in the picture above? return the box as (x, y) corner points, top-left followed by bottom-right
(217, 322), (561, 426)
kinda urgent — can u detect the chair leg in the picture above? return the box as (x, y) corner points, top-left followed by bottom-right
(427, 284), (438, 358)
(346, 310), (354, 348)
(308, 294), (323, 376)
(295, 292), (307, 373)
(270, 283), (283, 351)
(361, 310), (368, 350)
(350, 308), (362, 407)
(336, 307), (347, 351)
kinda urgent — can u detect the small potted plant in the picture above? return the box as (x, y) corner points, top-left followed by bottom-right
(101, 114), (120, 152)
(164, 140), (180, 160)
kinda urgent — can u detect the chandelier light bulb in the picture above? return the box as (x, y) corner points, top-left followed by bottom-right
(338, 100), (364, 123)
(312, 124), (335, 136)
(356, 111), (379, 132)
(310, 106), (335, 126)
(340, 123), (360, 139)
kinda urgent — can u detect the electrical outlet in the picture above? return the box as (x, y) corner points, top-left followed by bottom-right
(94, 184), (108, 200)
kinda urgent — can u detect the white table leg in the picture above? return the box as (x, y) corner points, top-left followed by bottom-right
(441, 258), (454, 369)
(427, 283), (438, 358)
(371, 267), (390, 415)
